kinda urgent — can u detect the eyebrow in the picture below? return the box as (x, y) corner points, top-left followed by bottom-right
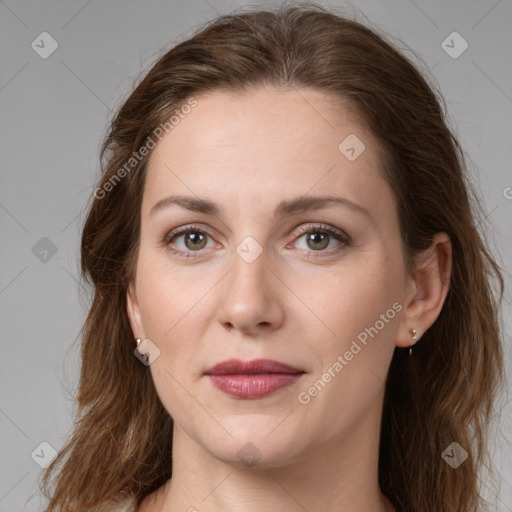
(149, 194), (371, 219)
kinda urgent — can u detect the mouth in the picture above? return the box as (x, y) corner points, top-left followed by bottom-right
(204, 359), (306, 399)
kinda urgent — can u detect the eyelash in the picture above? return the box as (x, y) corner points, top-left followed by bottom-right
(162, 223), (351, 259)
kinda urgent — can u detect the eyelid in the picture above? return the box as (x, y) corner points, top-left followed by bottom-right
(162, 223), (214, 245)
(288, 223), (350, 257)
(291, 223), (349, 241)
(162, 222), (350, 258)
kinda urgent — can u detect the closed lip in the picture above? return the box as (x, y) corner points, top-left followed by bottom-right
(204, 358), (304, 376)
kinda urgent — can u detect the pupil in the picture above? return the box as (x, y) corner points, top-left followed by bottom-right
(187, 233), (204, 249)
(309, 233), (328, 250)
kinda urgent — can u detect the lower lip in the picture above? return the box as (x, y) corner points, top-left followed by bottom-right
(207, 373), (303, 398)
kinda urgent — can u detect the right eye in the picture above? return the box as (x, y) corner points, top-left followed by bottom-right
(163, 225), (216, 258)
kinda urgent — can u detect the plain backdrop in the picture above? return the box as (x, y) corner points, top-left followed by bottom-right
(0, 1), (511, 511)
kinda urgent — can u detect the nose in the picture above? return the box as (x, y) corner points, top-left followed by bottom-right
(216, 245), (285, 337)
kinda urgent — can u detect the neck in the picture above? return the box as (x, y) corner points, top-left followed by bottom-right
(160, 394), (394, 512)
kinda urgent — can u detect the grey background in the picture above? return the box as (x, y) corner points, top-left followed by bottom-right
(1, 0), (511, 510)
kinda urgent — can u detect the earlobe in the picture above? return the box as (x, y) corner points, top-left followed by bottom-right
(396, 232), (452, 349)
(126, 280), (143, 339)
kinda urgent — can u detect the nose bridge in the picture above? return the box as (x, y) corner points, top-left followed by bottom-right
(226, 237), (269, 305)
(216, 236), (283, 333)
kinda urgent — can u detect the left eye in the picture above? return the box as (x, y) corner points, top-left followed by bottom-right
(294, 230), (343, 252)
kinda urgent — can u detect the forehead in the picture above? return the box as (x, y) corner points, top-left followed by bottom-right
(142, 87), (392, 224)
(149, 87), (369, 163)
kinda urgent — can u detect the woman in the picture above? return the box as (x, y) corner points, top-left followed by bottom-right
(40, 3), (505, 512)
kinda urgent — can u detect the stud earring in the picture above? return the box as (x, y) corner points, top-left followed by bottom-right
(136, 338), (141, 347)
(408, 328), (418, 356)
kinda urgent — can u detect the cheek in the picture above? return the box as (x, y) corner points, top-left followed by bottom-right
(134, 255), (207, 420)
(291, 258), (399, 352)
(303, 254), (401, 377)
(294, 271), (399, 436)
(136, 251), (210, 339)
(134, 251), (220, 398)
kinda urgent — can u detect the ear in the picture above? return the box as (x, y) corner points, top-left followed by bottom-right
(126, 280), (144, 341)
(396, 232), (452, 349)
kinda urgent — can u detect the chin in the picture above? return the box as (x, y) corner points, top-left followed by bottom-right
(201, 427), (306, 470)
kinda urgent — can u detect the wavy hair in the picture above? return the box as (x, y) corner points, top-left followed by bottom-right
(40, 3), (506, 511)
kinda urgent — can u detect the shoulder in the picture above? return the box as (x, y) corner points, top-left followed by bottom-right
(96, 494), (138, 512)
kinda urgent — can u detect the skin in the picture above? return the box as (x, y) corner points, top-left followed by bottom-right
(127, 87), (452, 512)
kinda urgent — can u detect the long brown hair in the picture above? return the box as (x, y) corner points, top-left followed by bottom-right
(40, 3), (506, 511)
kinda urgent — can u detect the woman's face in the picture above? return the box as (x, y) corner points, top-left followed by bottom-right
(127, 87), (414, 468)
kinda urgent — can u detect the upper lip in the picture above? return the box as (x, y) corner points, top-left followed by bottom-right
(204, 358), (304, 376)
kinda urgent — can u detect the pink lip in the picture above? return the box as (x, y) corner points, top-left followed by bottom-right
(204, 358), (305, 399)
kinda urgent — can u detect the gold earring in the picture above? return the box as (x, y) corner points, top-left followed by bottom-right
(408, 328), (418, 356)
